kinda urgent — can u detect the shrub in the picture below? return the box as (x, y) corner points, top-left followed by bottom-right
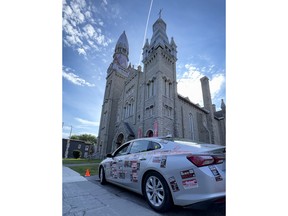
(73, 150), (82, 159)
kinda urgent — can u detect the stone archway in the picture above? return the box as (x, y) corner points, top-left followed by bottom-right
(116, 133), (124, 148)
(146, 130), (154, 137)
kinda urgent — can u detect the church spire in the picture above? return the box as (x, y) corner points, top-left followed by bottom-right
(114, 31), (129, 56)
(142, 13), (177, 63)
(150, 12), (169, 48)
(113, 31), (129, 68)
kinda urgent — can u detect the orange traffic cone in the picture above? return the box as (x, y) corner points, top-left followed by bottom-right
(85, 169), (91, 177)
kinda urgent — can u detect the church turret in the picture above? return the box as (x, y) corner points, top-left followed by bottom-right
(144, 38), (149, 47)
(170, 37), (177, 59)
(113, 31), (129, 68)
(141, 12), (178, 137)
(98, 31), (130, 158)
(142, 38), (150, 60)
(150, 17), (169, 48)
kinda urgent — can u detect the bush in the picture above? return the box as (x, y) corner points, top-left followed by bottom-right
(73, 150), (82, 159)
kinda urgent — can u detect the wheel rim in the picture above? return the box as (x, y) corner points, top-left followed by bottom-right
(145, 176), (165, 207)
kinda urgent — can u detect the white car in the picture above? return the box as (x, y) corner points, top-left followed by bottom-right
(98, 137), (225, 212)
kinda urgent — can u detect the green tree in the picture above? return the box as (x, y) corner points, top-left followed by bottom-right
(70, 134), (97, 159)
(70, 134), (97, 144)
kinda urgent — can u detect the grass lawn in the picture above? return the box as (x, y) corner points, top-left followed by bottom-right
(69, 164), (99, 176)
(62, 158), (101, 164)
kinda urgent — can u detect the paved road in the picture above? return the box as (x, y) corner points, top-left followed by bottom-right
(63, 166), (225, 216)
(86, 175), (225, 216)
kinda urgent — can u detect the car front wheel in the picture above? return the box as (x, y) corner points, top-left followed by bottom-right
(143, 171), (173, 212)
(99, 166), (107, 185)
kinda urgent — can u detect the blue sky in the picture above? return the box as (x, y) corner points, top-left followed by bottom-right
(3, 1), (288, 214)
(62, 0), (226, 138)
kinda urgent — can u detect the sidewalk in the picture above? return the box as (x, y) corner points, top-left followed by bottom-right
(62, 166), (160, 216)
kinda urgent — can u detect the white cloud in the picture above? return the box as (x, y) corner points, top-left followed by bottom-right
(95, 34), (107, 46)
(177, 63), (225, 108)
(83, 24), (95, 38)
(62, 0), (112, 55)
(177, 64), (204, 106)
(77, 47), (86, 55)
(98, 20), (104, 26)
(75, 117), (100, 126)
(70, 1), (86, 24)
(77, 0), (87, 8)
(63, 5), (73, 16)
(210, 73), (225, 99)
(62, 70), (95, 87)
(85, 11), (92, 19)
(66, 34), (83, 46)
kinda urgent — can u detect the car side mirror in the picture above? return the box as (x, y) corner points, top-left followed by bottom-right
(106, 153), (113, 158)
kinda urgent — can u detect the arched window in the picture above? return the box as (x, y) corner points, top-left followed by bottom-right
(151, 80), (154, 96)
(128, 103), (131, 116)
(116, 133), (124, 149)
(147, 83), (150, 99)
(125, 102), (129, 118)
(168, 82), (172, 97)
(147, 78), (156, 98)
(165, 80), (168, 96)
(123, 107), (126, 119)
(130, 98), (134, 115)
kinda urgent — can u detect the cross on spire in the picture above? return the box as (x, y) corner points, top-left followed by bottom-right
(158, 8), (163, 18)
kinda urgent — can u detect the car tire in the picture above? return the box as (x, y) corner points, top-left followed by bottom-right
(143, 171), (173, 212)
(99, 166), (107, 185)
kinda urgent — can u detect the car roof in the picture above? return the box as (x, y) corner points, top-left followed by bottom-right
(125, 137), (220, 146)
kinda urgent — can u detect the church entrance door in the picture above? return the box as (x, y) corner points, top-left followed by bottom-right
(116, 133), (124, 148)
(146, 130), (154, 137)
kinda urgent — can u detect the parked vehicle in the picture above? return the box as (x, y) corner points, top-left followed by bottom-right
(98, 137), (226, 212)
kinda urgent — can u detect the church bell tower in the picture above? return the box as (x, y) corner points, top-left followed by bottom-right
(141, 13), (178, 137)
(97, 31), (129, 157)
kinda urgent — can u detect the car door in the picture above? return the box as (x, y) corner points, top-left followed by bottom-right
(123, 140), (151, 190)
(106, 142), (131, 185)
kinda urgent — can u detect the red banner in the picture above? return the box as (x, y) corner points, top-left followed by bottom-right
(154, 120), (158, 137)
(137, 127), (142, 138)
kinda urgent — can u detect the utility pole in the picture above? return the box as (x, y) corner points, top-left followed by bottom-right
(69, 126), (73, 138)
(63, 123), (73, 158)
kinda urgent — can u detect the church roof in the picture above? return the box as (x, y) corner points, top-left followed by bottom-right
(153, 17), (166, 28)
(115, 31), (129, 53)
(214, 110), (224, 118)
(178, 94), (209, 114)
(150, 17), (169, 47)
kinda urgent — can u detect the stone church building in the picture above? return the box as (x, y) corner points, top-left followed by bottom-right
(97, 16), (226, 157)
